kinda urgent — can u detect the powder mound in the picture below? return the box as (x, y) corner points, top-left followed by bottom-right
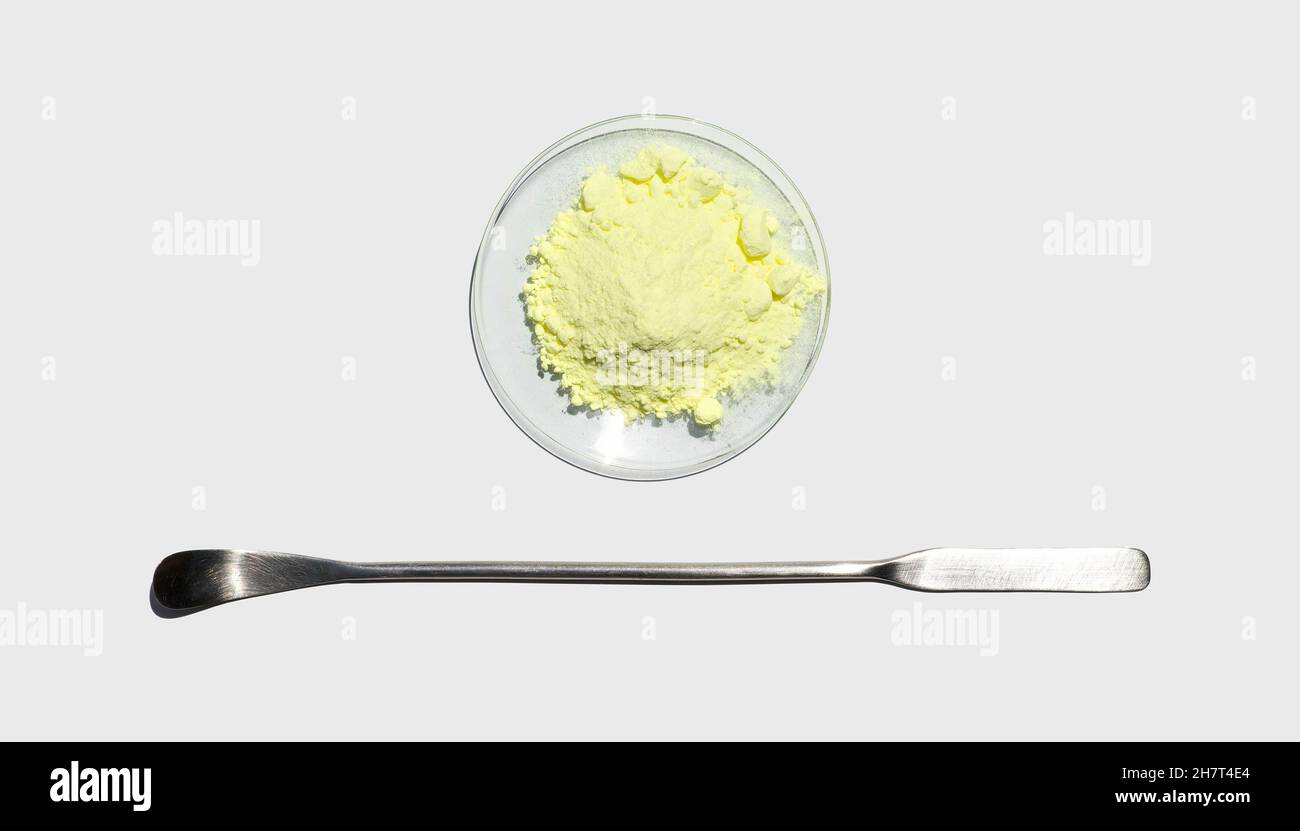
(524, 145), (825, 427)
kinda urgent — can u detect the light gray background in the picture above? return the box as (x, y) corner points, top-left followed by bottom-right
(1, 1), (1295, 740)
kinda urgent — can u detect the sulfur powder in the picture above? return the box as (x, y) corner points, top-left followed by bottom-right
(524, 145), (825, 427)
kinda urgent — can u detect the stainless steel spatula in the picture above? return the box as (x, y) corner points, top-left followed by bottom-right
(151, 547), (1150, 615)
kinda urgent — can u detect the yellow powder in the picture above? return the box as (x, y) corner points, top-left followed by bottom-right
(524, 145), (825, 427)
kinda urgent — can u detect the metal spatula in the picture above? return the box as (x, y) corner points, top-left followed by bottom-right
(151, 547), (1150, 615)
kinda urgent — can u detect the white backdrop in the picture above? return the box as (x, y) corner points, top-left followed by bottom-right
(1, 0), (1295, 739)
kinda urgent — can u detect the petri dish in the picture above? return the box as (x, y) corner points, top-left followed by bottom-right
(470, 115), (831, 480)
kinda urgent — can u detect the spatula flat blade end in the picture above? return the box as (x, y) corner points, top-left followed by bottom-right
(886, 547), (1151, 593)
(1121, 547), (1151, 592)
